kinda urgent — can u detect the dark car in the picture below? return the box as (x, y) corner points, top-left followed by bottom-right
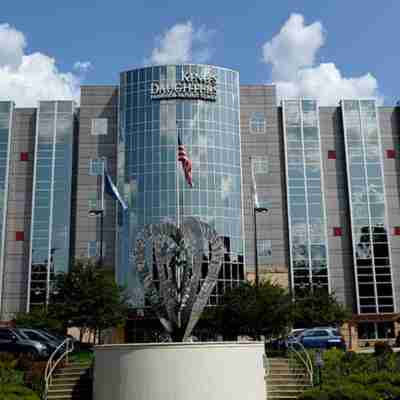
(18, 328), (62, 355)
(0, 327), (49, 358)
(299, 327), (346, 350)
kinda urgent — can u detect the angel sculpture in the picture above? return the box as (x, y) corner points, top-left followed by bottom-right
(134, 217), (224, 341)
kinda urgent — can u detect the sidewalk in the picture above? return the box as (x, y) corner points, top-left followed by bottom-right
(355, 346), (400, 353)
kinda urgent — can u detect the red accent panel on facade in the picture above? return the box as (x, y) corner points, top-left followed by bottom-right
(15, 231), (24, 241)
(394, 227), (400, 236)
(328, 150), (336, 160)
(333, 227), (342, 237)
(386, 149), (396, 159)
(20, 152), (29, 161)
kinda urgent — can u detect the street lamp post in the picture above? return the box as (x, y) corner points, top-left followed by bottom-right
(315, 349), (324, 387)
(253, 206), (268, 288)
(89, 209), (104, 268)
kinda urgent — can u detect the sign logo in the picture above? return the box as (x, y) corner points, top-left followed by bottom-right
(151, 72), (217, 101)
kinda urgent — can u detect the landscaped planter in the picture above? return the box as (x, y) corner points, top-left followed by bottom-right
(93, 342), (265, 400)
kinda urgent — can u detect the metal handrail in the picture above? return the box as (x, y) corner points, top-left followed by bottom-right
(263, 354), (271, 377)
(44, 338), (74, 400)
(288, 341), (314, 386)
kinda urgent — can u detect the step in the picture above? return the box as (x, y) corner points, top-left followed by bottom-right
(54, 372), (90, 378)
(60, 366), (91, 373)
(270, 367), (305, 372)
(66, 361), (92, 366)
(48, 394), (91, 399)
(47, 388), (92, 396)
(267, 388), (305, 396)
(267, 378), (310, 385)
(267, 383), (312, 389)
(268, 370), (307, 375)
(47, 396), (91, 400)
(268, 369), (307, 375)
(58, 365), (91, 371)
(269, 360), (290, 364)
(51, 377), (91, 385)
(49, 383), (92, 390)
(269, 363), (291, 368)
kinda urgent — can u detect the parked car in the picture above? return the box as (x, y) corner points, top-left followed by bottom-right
(287, 329), (305, 346)
(18, 328), (62, 355)
(0, 327), (49, 358)
(40, 328), (79, 347)
(268, 329), (305, 352)
(298, 327), (346, 350)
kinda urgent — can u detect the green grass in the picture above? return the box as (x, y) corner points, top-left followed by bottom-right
(69, 350), (94, 364)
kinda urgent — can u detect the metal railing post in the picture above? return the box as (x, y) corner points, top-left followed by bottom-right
(44, 338), (74, 400)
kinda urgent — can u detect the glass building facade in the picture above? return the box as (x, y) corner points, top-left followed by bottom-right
(0, 102), (13, 308)
(27, 101), (75, 310)
(118, 64), (244, 305)
(341, 99), (395, 314)
(282, 99), (330, 295)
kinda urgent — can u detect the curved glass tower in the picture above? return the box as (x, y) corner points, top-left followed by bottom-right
(118, 64), (243, 306)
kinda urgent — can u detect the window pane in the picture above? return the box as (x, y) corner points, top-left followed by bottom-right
(249, 112), (266, 134)
(91, 118), (108, 135)
(89, 158), (106, 175)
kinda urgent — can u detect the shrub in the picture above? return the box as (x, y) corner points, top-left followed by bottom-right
(321, 349), (377, 383)
(0, 352), (45, 397)
(300, 349), (400, 399)
(22, 360), (46, 396)
(0, 384), (41, 400)
(0, 353), (23, 386)
(299, 382), (381, 400)
(374, 341), (392, 356)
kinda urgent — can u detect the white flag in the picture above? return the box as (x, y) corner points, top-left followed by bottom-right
(250, 158), (260, 208)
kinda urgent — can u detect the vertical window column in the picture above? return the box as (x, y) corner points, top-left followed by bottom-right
(0, 102), (13, 313)
(28, 101), (74, 310)
(341, 99), (394, 314)
(282, 99), (330, 296)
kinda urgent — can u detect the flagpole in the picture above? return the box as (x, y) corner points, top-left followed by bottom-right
(176, 123), (181, 228)
(99, 160), (105, 267)
(101, 159), (105, 211)
(176, 122), (182, 334)
(250, 156), (269, 288)
(176, 121), (182, 227)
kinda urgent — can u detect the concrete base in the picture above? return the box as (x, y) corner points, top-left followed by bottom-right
(94, 342), (266, 400)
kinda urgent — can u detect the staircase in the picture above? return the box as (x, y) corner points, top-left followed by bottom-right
(266, 357), (312, 399)
(46, 361), (92, 400)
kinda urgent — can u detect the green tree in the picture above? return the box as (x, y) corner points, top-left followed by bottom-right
(292, 289), (351, 328)
(0, 353), (41, 400)
(50, 259), (130, 342)
(14, 308), (62, 331)
(211, 281), (292, 340)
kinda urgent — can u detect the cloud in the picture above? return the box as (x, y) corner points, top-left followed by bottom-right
(262, 14), (381, 105)
(73, 61), (92, 73)
(147, 21), (213, 65)
(0, 24), (26, 69)
(0, 23), (89, 107)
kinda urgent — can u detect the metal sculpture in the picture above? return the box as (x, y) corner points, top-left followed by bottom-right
(134, 217), (224, 341)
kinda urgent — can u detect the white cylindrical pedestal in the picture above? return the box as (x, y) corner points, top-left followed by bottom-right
(93, 342), (265, 400)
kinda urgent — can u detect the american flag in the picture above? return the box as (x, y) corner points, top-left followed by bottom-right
(178, 133), (193, 187)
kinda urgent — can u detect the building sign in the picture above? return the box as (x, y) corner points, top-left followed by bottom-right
(151, 72), (217, 101)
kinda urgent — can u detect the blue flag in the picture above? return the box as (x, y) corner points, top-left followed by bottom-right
(104, 170), (128, 210)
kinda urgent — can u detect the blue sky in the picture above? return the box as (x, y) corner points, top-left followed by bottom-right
(1, 1), (399, 106)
